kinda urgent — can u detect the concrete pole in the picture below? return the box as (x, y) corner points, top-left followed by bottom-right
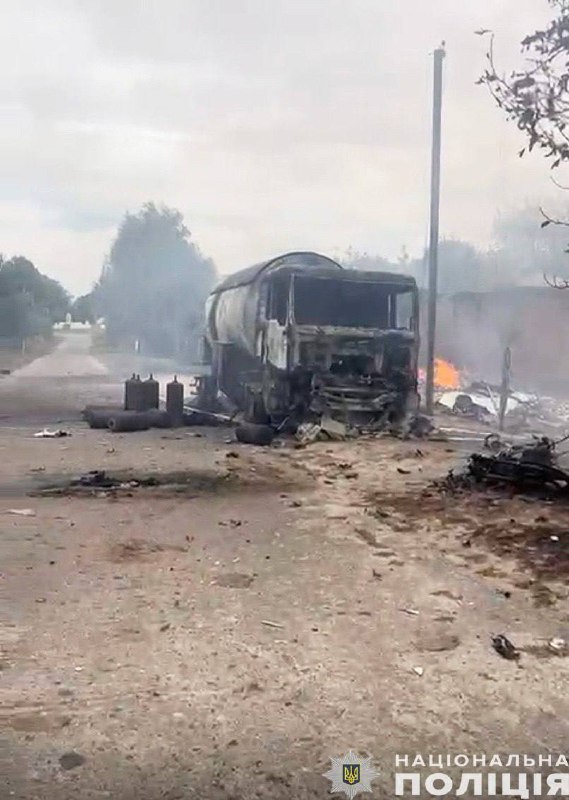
(425, 45), (445, 415)
(498, 346), (511, 432)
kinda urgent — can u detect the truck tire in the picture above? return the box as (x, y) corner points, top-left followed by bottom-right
(244, 394), (270, 425)
(235, 422), (275, 446)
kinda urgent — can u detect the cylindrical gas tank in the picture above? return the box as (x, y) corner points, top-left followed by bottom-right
(166, 376), (184, 427)
(108, 411), (150, 433)
(124, 374), (142, 411)
(144, 409), (172, 429)
(143, 374), (160, 410)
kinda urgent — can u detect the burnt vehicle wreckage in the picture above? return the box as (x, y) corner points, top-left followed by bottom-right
(193, 251), (421, 435)
(440, 434), (569, 497)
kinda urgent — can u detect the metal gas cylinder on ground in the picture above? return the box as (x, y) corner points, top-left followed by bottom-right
(166, 376), (184, 427)
(124, 374), (143, 411)
(143, 374), (160, 410)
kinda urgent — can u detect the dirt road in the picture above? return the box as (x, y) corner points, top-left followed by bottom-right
(2, 338), (569, 799)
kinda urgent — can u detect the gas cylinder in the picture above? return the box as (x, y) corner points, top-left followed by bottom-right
(144, 374), (160, 410)
(108, 411), (150, 433)
(166, 376), (184, 427)
(124, 374), (142, 411)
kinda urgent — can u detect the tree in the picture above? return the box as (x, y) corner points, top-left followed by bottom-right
(405, 239), (491, 293)
(491, 204), (569, 282)
(0, 255), (70, 339)
(341, 247), (397, 273)
(342, 241), (492, 293)
(97, 203), (216, 358)
(479, 1), (569, 167)
(479, 3), (569, 286)
(71, 293), (96, 324)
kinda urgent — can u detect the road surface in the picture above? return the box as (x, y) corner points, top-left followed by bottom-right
(2, 334), (569, 799)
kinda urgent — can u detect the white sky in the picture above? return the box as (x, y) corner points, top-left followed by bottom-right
(0, 0), (558, 295)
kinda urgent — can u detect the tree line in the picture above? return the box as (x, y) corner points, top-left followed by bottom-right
(4, 197), (568, 357)
(1, 202), (217, 361)
(0, 256), (69, 343)
(343, 203), (569, 293)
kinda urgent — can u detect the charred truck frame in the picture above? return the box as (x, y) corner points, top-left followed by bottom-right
(200, 252), (420, 429)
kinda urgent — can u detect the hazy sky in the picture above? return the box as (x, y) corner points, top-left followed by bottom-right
(0, 0), (558, 295)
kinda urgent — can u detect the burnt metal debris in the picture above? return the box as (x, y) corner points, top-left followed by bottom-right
(491, 634), (520, 661)
(470, 436), (569, 493)
(440, 434), (569, 496)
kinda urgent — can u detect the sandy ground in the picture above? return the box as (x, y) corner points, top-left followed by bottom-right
(2, 335), (569, 799)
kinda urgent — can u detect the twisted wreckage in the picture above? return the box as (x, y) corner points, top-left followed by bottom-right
(196, 251), (420, 431)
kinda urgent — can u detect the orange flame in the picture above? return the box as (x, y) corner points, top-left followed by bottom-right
(434, 357), (460, 389)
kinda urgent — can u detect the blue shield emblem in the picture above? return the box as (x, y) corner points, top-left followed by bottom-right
(343, 764), (360, 786)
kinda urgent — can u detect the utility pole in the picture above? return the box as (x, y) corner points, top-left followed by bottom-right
(425, 44), (445, 416)
(498, 346), (511, 432)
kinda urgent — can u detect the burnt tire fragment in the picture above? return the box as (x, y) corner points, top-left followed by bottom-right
(235, 422), (275, 446)
(108, 411), (150, 433)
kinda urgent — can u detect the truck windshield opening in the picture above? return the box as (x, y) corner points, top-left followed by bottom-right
(293, 276), (415, 330)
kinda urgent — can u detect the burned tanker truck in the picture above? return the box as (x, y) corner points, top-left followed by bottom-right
(198, 251), (420, 430)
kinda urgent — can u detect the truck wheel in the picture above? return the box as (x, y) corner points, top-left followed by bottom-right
(235, 422), (275, 446)
(245, 394), (270, 425)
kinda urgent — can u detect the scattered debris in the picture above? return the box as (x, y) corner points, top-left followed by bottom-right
(6, 508), (36, 517)
(549, 637), (567, 652)
(59, 752), (86, 771)
(34, 429), (70, 438)
(491, 634), (520, 661)
(320, 415), (348, 441)
(72, 470), (117, 488)
(443, 435), (569, 496)
(218, 518), (243, 528)
(484, 432), (502, 453)
(295, 422), (323, 445)
(371, 569), (382, 581)
(261, 619), (285, 629)
(407, 414), (435, 438)
(213, 572), (254, 589)
(412, 666), (424, 676)
(400, 607), (420, 616)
